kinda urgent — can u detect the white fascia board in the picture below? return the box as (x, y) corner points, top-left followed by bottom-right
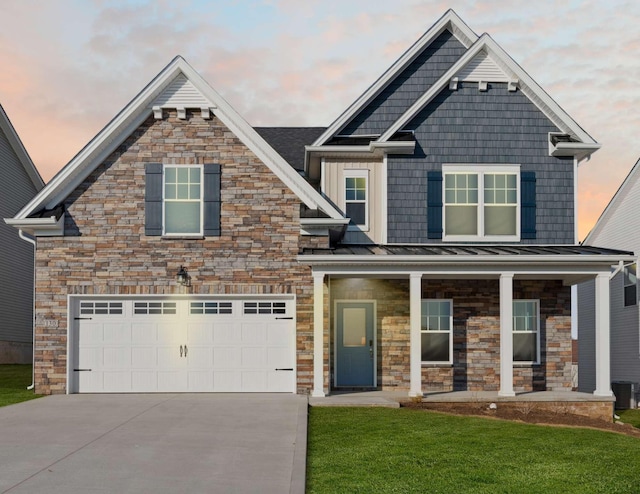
(549, 142), (601, 161)
(379, 35), (599, 146)
(583, 157), (640, 245)
(305, 141), (415, 158)
(4, 214), (64, 236)
(0, 104), (44, 190)
(311, 9), (478, 147)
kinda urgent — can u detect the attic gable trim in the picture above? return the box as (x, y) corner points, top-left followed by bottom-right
(379, 35), (599, 148)
(310, 9), (478, 148)
(0, 104), (44, 191)
(583, 157), (640, 245)
(14, 57), (344, 221)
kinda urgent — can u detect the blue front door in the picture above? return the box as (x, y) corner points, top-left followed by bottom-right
(336, 301), (375, 387)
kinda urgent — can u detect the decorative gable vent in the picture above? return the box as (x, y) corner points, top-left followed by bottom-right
(151, 73), (215, 119)
(451, 51), (518, 91)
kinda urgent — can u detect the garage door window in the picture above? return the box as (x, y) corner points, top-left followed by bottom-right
(243, 301), (286, 315)
(80, 301), (123, 315)
(190, 301), (233, 315)
(134, 301), (177, 315)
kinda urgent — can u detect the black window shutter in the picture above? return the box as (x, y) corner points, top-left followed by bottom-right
(203, 164), (221, 236)
(521, 171), (536, 239)
(427, 170), (443, 239)
(145, 163), (163, 236)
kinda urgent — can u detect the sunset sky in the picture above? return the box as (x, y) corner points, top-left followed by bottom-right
(1, 0), (639, 241)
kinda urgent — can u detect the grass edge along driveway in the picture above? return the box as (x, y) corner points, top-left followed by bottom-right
(307, 407), (640, 494)
(0, 365), (40, 408)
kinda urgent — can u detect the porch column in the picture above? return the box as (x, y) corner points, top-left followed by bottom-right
(312, 272), (326, 397)
(499, 273), (515, 397)
(594, 273), (612, 397)
(409, 273), (423, 397)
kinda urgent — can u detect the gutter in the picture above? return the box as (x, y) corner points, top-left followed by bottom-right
(18, 230), (36, 391)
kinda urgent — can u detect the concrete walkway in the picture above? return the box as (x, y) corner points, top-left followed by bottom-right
(0, 394), (308, 494)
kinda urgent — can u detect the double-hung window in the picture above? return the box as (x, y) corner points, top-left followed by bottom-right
(421, 300), (453, 363)
(163, 165), (203, 235)
(623, 262), (637, 307)
(443, 165), (519, 241)
(513, 300), (539, 363)
(344, 170), (368, 230)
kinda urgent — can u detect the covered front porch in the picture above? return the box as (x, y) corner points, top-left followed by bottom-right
(299, 244), (634, 403)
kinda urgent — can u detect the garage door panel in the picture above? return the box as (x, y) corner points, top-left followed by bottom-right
(131, 323), (157, 344)
(103, 347), (131, 368)
(213, 347), (240, 368)
(212, 322), (237, 344)
(74, 298), (295, 393)
(131, 346), (156, 367)
(103, 323), (131, 344)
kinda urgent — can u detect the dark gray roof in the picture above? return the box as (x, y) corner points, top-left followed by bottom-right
(254, 127), (326, 172)
(300, 244), (634, 257)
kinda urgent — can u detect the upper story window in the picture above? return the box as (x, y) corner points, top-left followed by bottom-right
(163, 165), (203, 235)
(513, 300), (539, 364)
(623, 262), (637, 307)
(443, 165), (520, 241)
(344, 170), (368, 231)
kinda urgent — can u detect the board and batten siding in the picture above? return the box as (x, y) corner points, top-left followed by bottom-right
(0, 127), (39, 353)
(386, 82), (572, 244)
(323, 158), (384, 244)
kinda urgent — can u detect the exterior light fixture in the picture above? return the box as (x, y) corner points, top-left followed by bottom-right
(176, 266), (190, 286)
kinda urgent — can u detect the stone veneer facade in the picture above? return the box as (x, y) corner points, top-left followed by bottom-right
(33, 110), (319, 394)
(329, 278), (572, 393)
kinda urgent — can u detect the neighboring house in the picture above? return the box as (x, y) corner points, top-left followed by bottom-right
(578, 157), (640, 406)
(0, 104), (44, 363)
(5, 10), (632, 399)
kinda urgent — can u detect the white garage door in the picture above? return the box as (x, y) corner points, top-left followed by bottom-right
(71, 298), (295, 393)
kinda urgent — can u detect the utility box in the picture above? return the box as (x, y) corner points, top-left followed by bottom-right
(611, 381), (637, 410)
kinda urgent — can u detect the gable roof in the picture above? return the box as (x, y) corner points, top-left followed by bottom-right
(377, 33), (599, 154)
(254, 127), (326, 172)
(0, 104), (44, 190)
(311, 9), (478, 147)
(583, 156), (640, 246)
(311, 10), (599, 162)
(11, 57), (344, 222)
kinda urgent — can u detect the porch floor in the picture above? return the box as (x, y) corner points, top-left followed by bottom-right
(308, 390), (614, 408)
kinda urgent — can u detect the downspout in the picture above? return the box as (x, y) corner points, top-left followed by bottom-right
(18, 229), (36, 391)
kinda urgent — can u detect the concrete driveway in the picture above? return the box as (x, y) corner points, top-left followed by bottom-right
(0, 394), (308, 494)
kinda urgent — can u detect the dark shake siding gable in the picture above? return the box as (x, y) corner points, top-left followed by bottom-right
(342, 31), (467, 136)
(387, 82), (573, 244)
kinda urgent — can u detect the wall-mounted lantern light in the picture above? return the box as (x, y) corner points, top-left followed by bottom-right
(176, 266), (190, 286)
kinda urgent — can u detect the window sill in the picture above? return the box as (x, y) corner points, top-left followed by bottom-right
(421, 363), (453, 367)
(513, 362), (540, 367)
(161, 235), (205, 240)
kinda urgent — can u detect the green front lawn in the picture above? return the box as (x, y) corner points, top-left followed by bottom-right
(618, 408), (640, 428)
(0, 365), (40, 407)
(307, 407), (640, 494)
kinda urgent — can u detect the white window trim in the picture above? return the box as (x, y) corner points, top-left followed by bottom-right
(162, 164), (204, 237)
(442, 164), (520, 242)
(344, 169), (369, 232)
(420, 299), (453, 365)
(513, 299), (540, 365)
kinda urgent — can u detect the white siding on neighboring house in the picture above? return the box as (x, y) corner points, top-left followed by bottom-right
(580, 159), (640, 400)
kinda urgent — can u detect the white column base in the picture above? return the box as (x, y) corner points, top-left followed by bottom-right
(311, 390), (326, 398)
(498, 390), (516, 397)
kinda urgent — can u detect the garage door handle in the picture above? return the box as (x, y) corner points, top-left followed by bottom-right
(180, 345), (183, 357)
(184, 345), (188, 357)
(275, 368), (293, 371)
(275, 317), (293, 320)
(74, 369), (92, 372)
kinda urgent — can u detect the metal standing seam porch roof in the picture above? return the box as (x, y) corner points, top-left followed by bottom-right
(298, 244), (636, 285)
(300, 244), (634, 257)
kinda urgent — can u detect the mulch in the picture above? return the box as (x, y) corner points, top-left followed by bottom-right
(401, 401), (640, 438)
